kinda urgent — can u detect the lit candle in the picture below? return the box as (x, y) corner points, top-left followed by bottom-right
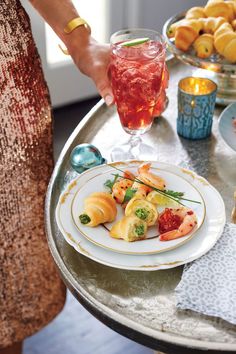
(179, 77), (216, 95)
(177, 77), (217, 140)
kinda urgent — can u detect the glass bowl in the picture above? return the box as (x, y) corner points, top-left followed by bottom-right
(163, 12), (236, 105)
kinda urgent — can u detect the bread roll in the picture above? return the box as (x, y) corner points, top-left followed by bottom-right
(231, 18), (236, 30)
(125, 198), (158, 226)
(79, 192), (117, 227)
(193, 33), (215, 58)
(205, 0), (234, 22)
(110, 215), (147, 242)
(186, 6), (206, 19)
(214, 22), (236, 62)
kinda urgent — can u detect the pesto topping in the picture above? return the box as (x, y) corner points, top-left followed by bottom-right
(79, 214), (91, 224)
(135, 224), (145, 236)
(135, 208), (149, 220)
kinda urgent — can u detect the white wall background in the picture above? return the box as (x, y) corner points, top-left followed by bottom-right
(127, 0), (206, 30)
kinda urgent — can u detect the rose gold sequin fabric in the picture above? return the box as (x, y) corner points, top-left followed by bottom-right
(0, 0), (66, 348)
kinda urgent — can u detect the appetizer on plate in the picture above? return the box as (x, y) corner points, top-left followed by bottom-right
(125, 198), (158, 226)
(78, 162), (198, 242)
(158, 207), (198, 241)
(79, 192), (117, 227)
(110, 215), (148, 242)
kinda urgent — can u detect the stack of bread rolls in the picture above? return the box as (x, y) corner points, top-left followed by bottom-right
(167, 0), (236, 63)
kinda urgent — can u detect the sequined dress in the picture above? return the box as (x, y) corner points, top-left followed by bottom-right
(0, 0), (66, 348)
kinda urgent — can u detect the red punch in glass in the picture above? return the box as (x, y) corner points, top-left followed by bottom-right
(109, 28), (166, 161)
(152, 62), (169, 118)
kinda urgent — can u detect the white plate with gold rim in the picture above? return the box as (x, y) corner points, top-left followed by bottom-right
(56, 161), (225, 271)
(71, 164), (205, 255)
(218, 102), (236, 152)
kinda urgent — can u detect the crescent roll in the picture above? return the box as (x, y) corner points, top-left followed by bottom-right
(79, 192), (117, 227)
(125, 198), (158, 226)
(110, 215), (147, 242)
(186, 6), (206, 19)
(214, 22), (236, 62)
(193, 33), (214, 58)
(205, 0), (235, 22)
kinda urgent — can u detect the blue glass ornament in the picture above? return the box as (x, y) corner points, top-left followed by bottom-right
(70, 143), (106, 173)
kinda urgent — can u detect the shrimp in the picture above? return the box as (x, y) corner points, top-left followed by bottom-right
(131, 181), (150, 199)
(112, 178), (133, 204)
(137, 163), (166, 191)
(159, 207), (197, 241)
(123, 170), (136, 180)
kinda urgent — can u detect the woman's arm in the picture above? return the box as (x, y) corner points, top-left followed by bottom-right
(29, 0), (113, 105)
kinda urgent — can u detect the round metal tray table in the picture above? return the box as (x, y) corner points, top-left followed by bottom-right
(45, 59), (236, 354)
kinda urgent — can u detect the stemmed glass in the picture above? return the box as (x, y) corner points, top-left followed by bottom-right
(109, 28), (167, 161)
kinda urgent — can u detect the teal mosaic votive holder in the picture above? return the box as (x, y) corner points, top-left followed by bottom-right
(177, 77), (217, 140)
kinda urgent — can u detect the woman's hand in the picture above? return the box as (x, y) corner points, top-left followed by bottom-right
(66, 31), (114, 106)
(28, 0), (114, 105)
(76, 39), (114, 106)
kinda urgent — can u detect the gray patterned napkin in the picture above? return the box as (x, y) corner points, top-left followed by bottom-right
(175, 223), (236, 325)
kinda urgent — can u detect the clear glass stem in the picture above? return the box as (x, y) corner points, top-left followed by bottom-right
(110, 134), (157, 162)
(129, 135), (142, 159)
(129, 135), (141, 147)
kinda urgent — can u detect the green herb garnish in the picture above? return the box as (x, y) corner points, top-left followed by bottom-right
(79, 214), (91, 225)
(135, 208), (149, 220)
(135, 224), (145, 236)
(122, 187), (137, 204)
(110, 166), (201, 206)
(163, 189), (184, 199)
(104, 173), (119, 192)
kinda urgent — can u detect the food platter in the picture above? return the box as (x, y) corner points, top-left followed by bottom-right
(71, 166), (205, 255)
(163, 11), (236, 73)
(55, 161), (226, 271)
(218, 101), (236, 151)
(163, 12), (236, 105)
